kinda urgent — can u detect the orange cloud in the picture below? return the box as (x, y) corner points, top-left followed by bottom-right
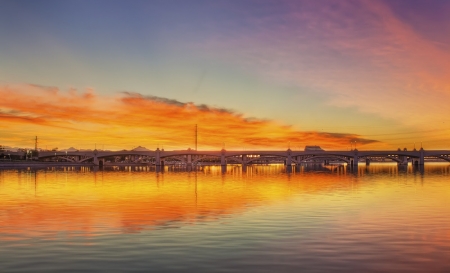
(0, 84), (377, 150)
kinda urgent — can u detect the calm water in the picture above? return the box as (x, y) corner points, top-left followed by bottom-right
(1, 163), (450, 272)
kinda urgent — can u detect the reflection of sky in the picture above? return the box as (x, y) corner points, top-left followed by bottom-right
(0, 165), (356, 239)
(0, 164), (448, 239)
(1, 1), (450, 149)
(1, 165), (450, 272)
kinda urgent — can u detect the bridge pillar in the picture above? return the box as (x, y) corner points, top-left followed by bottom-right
(398, 155), (408, 165)
(353, 150), (358, 167)
(155, 148), (161, 166)
(242, 154), (247, 167)
(365, 158), (370, 166)
(93, 149), (99, 166)
(286, 149), (292, 166)
(187, 154), (192, 167)
(419, 148), (424, 165)
(221, 149), (226, 166)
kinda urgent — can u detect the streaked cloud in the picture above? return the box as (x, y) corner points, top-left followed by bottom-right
(197, 0), (450, 129)
(1, 1), (449, 149)
(0, 84), (377, 150)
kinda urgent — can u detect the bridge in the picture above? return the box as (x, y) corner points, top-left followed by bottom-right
(13, 148), (450, 166)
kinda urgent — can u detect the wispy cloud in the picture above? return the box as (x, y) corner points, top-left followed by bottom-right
(197, 0), (450, 128)
(0, 84), (377, 150)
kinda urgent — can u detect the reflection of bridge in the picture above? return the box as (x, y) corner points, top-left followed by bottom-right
(33, 148), (450, 166)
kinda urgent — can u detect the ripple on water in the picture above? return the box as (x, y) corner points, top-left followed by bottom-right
(1, 164), (450, 272)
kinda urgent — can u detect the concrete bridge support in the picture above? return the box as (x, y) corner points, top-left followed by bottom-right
(187, 154), (192, 167)
(365, 158), (371, 166)
(353, 152), (359, 167)
(221, 149), (226, 166)
(411, 149), (425, 166)
(419, 148), (425, 165)
(286, 149), (292, 167)
(93, 149), (99, 166)
(221, 155), (226, 166)
(242, 154), (247, 167)
(398, 155), (408, 165)
(155, 148), (161, 166)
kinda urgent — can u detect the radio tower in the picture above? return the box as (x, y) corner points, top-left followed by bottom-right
(34, 136), (38, 152)
(195, 124), (198, 151)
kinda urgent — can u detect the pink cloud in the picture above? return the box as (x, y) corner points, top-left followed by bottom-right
(196, 0), (450, 129)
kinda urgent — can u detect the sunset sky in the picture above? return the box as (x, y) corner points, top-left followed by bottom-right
(1, 0), (449, 151)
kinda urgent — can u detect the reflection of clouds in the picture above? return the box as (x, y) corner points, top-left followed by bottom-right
(1, 164), (450, 240)
(0, 84), (377, 150)
(0, 166), (348, 239)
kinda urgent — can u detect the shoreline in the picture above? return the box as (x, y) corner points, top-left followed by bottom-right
(0, 161), (96, 168)
(0, 161), (161, 168)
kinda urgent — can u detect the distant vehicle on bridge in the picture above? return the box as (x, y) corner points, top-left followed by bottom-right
(304, 145), (324, 151)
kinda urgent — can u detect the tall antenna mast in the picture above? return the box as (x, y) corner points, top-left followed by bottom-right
(195, 124), (198, 151)
(35, 136), (38, 152)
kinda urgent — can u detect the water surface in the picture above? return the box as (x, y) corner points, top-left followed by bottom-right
(1, 164), (450, 272)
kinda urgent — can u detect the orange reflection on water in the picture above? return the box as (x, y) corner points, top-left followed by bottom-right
(2, 164), (449, 243)
(2, 164), (450, 271)
(0, 165), (357, 240)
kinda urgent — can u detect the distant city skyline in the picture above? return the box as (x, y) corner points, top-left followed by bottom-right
(1, 0), (449, 150)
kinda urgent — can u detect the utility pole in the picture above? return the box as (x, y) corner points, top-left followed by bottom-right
(195, 124), (198, 151)
(34, 136), (38, 152)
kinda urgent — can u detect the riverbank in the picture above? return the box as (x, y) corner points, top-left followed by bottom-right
(0, 161), (95, 168)
(0, 161), (157, 168)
